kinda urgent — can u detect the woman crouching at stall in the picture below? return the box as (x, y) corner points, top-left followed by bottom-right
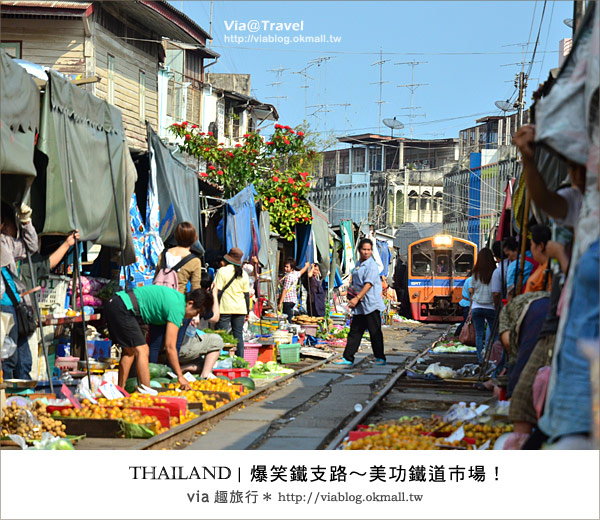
(104, 285), (212, 390)
(334, 238), (386, 366)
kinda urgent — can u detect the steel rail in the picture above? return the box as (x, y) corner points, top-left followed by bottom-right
(137, 352), (341, 450)
(324, 341), (439, 450)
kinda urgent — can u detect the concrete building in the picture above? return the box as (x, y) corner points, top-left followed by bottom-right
(458, 112), (529, 168)
(445, 111), (528, 247)
(311, 134), (458, 230)
(443, 150), (520, 248)
(158, 53), (278, 147)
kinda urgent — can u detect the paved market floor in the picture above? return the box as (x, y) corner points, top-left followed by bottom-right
(183, 323), (445, 450)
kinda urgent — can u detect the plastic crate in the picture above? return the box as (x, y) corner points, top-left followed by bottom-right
(302, 324), (318, 336)
(39, 275), (70, 309)
(88, 339), (112, 359)
(257, 345), (274, 363)
(243, 343), (261, 368)
(54, 356), (79, 371)
(213, 368), (250, 380)
(278, 344), (300, 364)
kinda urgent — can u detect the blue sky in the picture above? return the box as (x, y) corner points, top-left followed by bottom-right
(176, 1), (573, 146)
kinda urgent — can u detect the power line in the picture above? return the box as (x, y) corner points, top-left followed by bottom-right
(534, 0), (555, 86)
(208, 43), (560, 57)
(526, 0), (548, 79)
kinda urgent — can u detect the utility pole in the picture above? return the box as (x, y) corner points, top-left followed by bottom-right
(371, 48), (390, 134)
(396, 61), (427, 138)
(514, 71), (528, 128)
(209, 0), (214, 45)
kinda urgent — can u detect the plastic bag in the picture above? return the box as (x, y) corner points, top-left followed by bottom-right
(424, 362), (456, 379)
(1, 335), (17, 360)
(213, 357), (233, 369)
(242, 322), (253, 342)
(77, 374), (103, 396)
(8, 432), (74, 450)
(455, 363), (481, 378)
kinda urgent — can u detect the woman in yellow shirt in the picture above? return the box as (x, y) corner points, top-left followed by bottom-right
(215, 248), (250, 356)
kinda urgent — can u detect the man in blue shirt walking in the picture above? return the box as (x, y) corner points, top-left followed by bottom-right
(334, 238), (386, 365)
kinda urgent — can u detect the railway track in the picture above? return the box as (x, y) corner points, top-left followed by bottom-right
(69, 322), (472, 450)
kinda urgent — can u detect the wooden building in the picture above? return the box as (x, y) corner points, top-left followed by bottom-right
(0, 0), (215, 151)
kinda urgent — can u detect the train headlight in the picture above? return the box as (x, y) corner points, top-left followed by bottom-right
(432, 235), (453, 247)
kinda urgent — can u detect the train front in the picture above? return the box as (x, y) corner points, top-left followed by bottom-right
(408, 235), (476, 322)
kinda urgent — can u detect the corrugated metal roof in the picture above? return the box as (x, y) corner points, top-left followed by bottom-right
(393, 222), (443, 257)
(0, 1), (90, 8)
(1, 1), (213, 46)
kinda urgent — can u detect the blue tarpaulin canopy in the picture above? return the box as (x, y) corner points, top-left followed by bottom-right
(377, 240), (391, 277)
(225, 184), (260, 260)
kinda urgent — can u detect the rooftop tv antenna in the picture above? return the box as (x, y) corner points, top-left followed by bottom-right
(371, 48), (390, 134)
(396, 60), (428, 138)
(265, 95), (288, 112)
(267, 66), (290, 113)
(292, 66), (315, 118)
(305, 57), (334, 132)
(383, 116), (404, 139)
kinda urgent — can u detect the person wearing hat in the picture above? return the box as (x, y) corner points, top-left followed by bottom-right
(215, 247), (250, 357)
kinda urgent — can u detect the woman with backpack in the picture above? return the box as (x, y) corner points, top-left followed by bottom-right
(215, 248), (250, 357)
(153, 222), (202, 292)
(149, 222), (202, 361)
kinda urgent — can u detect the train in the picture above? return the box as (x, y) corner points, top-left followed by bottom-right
(407, 234), (477, 322)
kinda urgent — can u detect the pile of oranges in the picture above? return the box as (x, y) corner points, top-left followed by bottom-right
(53, 404), (165, 435)
(170, 410), (199, 428)
(160, 389), (228, 411)
(344, 417), (513, 450)
(166, 378), (249, 401)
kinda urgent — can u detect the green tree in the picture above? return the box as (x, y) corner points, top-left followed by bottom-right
(169, 122), (320, 241)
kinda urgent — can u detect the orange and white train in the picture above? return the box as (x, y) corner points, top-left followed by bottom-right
(407, 235), (477, 322)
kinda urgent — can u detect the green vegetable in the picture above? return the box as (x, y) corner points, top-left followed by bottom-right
(121, 421), (155, 439)
(232, 356), (249, 369)
(265, 361), (278, 372)
(334, 327), (350, 339)
(202, 329), (238, 345)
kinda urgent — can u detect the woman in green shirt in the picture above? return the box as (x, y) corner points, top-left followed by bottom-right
(104, 285), (213, 390)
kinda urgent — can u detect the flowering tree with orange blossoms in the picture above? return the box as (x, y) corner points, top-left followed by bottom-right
(169, 122), (319, 241)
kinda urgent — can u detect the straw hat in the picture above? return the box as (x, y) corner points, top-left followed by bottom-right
(224, 247), (243, 266)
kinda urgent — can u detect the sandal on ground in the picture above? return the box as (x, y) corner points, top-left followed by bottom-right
(332, 358), (353, 366)
(473, 380), (494, 391)
(374, 358), (387, 365)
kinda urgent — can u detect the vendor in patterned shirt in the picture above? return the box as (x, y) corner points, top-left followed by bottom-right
(278, 258), (309, 323)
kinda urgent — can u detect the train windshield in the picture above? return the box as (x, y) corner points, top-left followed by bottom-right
(435, 253), (451, 277)
(412, 252), (432, 276)
(453, 241), (476, 275)
(454, 254), (474, 275)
